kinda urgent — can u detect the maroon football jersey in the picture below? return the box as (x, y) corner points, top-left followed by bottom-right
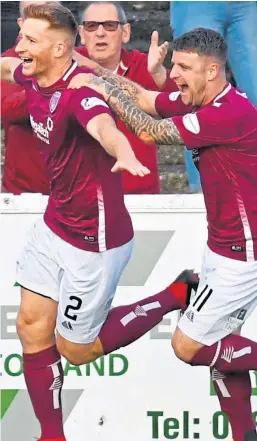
(14, 62), (133, 252)
(156, 85), (257, 261)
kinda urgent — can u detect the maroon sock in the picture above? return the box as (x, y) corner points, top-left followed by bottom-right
(191, 334), (257, 372)
(99, 286), (183, 354)
(211, 368), (255, 441)
(23, 345), (65, 439)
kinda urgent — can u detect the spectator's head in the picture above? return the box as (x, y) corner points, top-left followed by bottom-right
(15, 3), (78, 81)
(79, 2), (131, 70)
(18, 1), (60, 27)
(170, 28), (227, 106)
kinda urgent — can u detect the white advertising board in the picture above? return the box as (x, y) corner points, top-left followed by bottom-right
(0, 194), (256, 440)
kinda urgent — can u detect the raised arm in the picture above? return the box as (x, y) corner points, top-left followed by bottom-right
(86, 113), (150, 176)
(147, 31), (169, 89)
(0, 57), (22, 83)
(73, 51), (159, 115)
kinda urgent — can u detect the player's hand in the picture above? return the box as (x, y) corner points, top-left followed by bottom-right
(111, 156), (151, 177)
(68, 73), (104, 91)
(73, 50), (98, 70)
(148, 31), (169, 75)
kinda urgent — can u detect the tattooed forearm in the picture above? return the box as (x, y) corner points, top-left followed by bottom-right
(93, 65), (143, 104)
(100, 82), (183, 146)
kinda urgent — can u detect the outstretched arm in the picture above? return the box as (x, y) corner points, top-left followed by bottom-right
(1, 57), (22, 83)
(69, 75), (183, 146)
(73, 51), (159, 115)
(86, 113), (150, 176)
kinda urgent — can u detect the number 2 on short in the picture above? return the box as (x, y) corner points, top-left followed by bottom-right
(64, 295), (82, 321)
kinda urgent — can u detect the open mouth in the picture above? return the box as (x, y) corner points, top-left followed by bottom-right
(95, 43), (108, 49)
(21, 57), (33, 65)
(177, 84), (189, 93)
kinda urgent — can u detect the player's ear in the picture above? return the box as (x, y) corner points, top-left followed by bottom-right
(54, 42), (66, 59)
(207, 62), (219, 81)
(17, 17), (23, 29)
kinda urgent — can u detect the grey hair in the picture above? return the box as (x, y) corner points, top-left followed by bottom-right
(79, 2), (127, 24)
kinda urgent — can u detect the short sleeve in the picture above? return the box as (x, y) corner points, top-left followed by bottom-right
(172, 104), (239, 150)
(155, 91), (193, 118)
(70, 87), (114, 129)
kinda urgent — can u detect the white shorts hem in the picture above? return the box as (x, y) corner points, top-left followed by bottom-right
(16, 278), (58, 301)
(57, 326), (98, 345)
(177, 321), (231, 347)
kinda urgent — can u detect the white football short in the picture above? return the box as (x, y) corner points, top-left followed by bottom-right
(16, 219), (133, 344)
(178, 246), (257, 346)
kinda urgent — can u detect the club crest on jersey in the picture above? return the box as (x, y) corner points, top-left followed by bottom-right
(49, 91), (61, 113)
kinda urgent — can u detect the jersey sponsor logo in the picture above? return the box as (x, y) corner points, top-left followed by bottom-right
(169, 91), (181, 101)
(81, 97), (109, 111)
(30, 115), (53, 144)
(231, 245), (243, 252)
(84, 235), (96, 242)
(49, 91), (62, 113)
(182, 113), (200, 134)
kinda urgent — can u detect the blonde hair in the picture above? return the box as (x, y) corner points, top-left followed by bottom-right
(23, 3), (78, 40)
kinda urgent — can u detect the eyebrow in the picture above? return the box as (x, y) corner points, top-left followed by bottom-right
(177, 62), (191, 69)
(20, 32), (38, 42)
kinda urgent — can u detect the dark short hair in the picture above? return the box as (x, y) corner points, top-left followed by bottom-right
(173, 28), (228, 65)
(23, 2), (78, 39)
(80, 1), (127, 24)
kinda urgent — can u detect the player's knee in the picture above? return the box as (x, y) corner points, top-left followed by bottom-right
(16, 310), (54, 346)
(171, 335), (193, 363)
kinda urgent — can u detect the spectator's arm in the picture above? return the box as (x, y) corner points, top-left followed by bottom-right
(147, 31), (170, 89)
(1, 80), (29, 124)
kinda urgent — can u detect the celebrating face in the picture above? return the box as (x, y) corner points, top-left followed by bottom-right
(170, 51), (217, 107)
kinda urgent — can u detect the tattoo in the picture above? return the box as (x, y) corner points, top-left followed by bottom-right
(94, 65), (142, 104)
(96, 81), (183, 146)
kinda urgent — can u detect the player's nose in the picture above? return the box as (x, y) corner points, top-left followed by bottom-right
(170, 65), (179, 80)
(15, 37), (26, 54)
